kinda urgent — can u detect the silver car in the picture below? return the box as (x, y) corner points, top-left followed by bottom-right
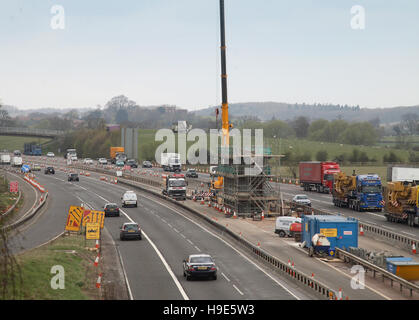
(182, 254), (217, 281)
(292, 194), (311, 207)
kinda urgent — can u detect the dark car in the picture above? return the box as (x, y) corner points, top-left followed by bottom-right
(126, 159), (138, 168)
(183, 254), (217, 280)
(44, 166), (55, 174)
(186, 169), (198, 178)
(142, 161), (152, 168)
(104, 203), (120, 217)
(120, 222), (142, 240)
(68, 173), (79, 181)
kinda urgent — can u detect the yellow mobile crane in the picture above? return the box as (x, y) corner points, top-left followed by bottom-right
(211, 0), (231, 193)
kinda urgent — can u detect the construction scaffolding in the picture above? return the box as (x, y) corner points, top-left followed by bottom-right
(216, 147), (281, 217)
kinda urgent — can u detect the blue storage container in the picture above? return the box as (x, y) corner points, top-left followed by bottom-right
(302, 215), (358, 251)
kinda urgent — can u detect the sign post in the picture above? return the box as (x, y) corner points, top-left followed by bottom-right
(9, 181), (18, 193)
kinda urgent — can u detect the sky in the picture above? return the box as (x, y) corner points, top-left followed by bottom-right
(0, 0), (418, 110)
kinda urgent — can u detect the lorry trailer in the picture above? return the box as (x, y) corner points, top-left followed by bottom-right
(299, 161), (340, 194)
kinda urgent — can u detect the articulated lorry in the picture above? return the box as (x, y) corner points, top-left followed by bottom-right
(385, 181), (419, 227)
(162, 174), (187, 200)
(387, 165), (419, 182)
(161, 153), (181, 172)
(110, 147), (125, 164)
(299, 161), (340, 193)
(332, 171), (384, 212)
(24, 143), (42, 156)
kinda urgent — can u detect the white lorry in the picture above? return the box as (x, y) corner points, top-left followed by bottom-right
(387, 166), (419, 182)
(0, 154), (11, 165)
(161, 153), (181, 172)
(12, 156), (23, 167)
(162, 174), (187, 200)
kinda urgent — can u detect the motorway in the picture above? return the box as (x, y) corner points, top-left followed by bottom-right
(14, 167), (317, 300)
(16, 157), (417, 299)
(173, 169), (419, 241)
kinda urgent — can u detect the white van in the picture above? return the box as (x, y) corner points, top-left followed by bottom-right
(121, 191), (138, 208)
(0, 154), (11, 165)
(12, 156), (23, 167)
(275, 216), (301, 237)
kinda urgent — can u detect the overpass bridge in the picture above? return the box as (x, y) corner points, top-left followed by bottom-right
(0, 127), (65, 138)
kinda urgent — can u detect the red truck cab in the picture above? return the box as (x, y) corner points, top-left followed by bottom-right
(299, 161), (340, 193)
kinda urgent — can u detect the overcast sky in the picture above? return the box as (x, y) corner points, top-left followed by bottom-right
(0, 0), (418, 110)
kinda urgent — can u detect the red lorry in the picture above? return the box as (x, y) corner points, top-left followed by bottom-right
(299, 161), (340, 194)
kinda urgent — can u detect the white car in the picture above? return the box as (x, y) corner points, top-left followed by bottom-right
(121, 191), (138, 207)
(46, 152), (55, 157)
(98, 158), (108, 165)
(83, 158), (93, 165)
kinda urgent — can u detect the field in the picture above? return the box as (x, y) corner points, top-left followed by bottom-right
(137, 129), (415, 165)
(0, 136), (52, 152)
(265, 137), (414, 164)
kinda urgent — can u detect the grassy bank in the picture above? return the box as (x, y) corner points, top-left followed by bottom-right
(2, 234), (99, 300)
(0, 136), (52, 152)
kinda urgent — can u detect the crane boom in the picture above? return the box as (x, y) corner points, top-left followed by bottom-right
(219, 0), (229, 147)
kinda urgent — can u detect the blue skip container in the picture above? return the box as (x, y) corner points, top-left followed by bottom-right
(302, 215), (358, 253)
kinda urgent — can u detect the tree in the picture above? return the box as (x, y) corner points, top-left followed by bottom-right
(115, 108), (129, 124)
(0, 102), (13, 127)
(316, 150), (328, 161)
(291, 116), (309, 138)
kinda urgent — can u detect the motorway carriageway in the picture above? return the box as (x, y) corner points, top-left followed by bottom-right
(23, 169), (317, 300)
(45, 166), (392, 299)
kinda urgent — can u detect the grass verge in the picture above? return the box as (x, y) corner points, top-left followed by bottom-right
(2, 233), (100, 300)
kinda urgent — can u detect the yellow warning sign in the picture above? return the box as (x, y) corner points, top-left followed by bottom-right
(65, 206), (84, 231)
(320, 228), (338, 237)
(82, 210), (105, 229)
(85, 222), (100, 240)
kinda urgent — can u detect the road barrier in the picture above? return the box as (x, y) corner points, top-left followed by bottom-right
(0, 190), (21, 219)
(335, 247), (419, 297)
(2, 191), (48, 232)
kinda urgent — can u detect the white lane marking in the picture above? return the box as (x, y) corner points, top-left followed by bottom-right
(187, 239), (194, 245)
(173, 228), (179, 233)
(365, 211), (386, 219)
(86, 190), (189, 301)
(167, 223), (172, 228)
(402, 231), (417, 237)
(115, 237), (134, 300)
(180, 234), (186, 239)
(221, 272), (230, 282)
(194, 246), (201, 252)
(233, 284), (244, 296)
(162, 218), (167, 223)
(139, 196), (301, 300)
(60, 168), (302, 299)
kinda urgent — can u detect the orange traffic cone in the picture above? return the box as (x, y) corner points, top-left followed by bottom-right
(96, 273), (102, 288)
(261, 211), (265, 220)
(94, 255), (99, 267)
(360, 226), (364, 236)
(412, 243), (417, 255)
(233, 211), (237, 219)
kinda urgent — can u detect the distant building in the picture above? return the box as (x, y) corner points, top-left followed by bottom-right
(106, 124), (120, 132)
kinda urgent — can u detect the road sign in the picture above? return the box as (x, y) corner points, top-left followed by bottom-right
(116, 171), (122, 177)
(21, 165), (30, 173)
(65, 206), (84, 231)
(85, 222), (100, 240)
(82, 210), (105, 229)
(9, 181), (18, 193)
